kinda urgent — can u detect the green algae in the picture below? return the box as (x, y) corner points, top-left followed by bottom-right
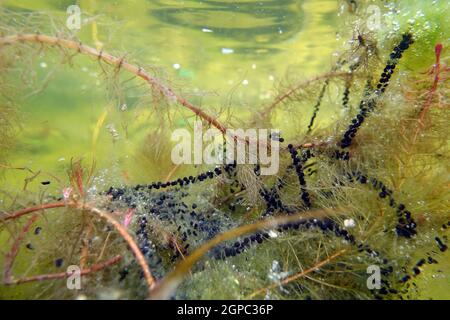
(0, 0), (448, 300)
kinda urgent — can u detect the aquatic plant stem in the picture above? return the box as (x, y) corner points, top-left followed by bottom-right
(79, 204), (156, 291)
(1, 201), (66, 221)
(413, 43), (445, 144)
(3, 214), (38, 284)
(0, 33), (327, 150)
(165, 164), (181, 183)
(5, 255), (122, 285)
(149, 208), (346, 299)
(0, 34), (229, 137)
(80, 218), (93, 269)
(1, 201), (157, 292)
(246, 249), (347, 299)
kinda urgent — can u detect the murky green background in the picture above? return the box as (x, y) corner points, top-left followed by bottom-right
(1, 0), (340, 189)
(1, 0), (448, 299)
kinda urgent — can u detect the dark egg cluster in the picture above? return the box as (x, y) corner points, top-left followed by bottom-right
(339, 97), (376, 149)
(377, 33), (414, 94)
(340, 33), (413, 149)
(307, 80), (329, 133)
(260, 184), (290, 217)
(107, 162), (239, 201)
(348, 171), (417, 238)
(288, 144), (315, 209)
(342, 81), (350, 109)
(104, 155), (447, 299)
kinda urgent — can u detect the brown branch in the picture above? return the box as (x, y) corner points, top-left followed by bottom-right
(0, 34), (229, 135)
(246, 249), (347, 298)
(80, 221), (93, 269)
(3, 214), (38, 283)
(5, 255), (122, 285)
(76, 203), (156, 292)
(413, 43), (445, 144)
(0, 33), (330, 150)
(1, 201), (66, 221)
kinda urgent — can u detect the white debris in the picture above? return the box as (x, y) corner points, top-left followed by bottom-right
(221, 48), (234, 54)
(344, 218), (356, 228)
(268, 261), (290, 294)
(268, 230), (278, 238)
(106, 123), (120, 141)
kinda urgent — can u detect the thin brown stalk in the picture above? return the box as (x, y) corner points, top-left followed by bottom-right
(5, 255), (122, 285)
(3, 214), (38, 283)
(0, 34), (229, 136)
(246, 249), (347, 299)
(1, 201), (66, 221)
(79, 221), (93, 269)
(165, 164), (180, 183)
(76, 203), (156, 292)
(0, 34), (329, 149)
(412, 43), (445, 144)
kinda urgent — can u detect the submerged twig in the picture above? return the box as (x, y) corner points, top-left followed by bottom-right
(1, 201), (66, 221)
(413, 43), (446, 144)
(0, 34), (230, 138)
(3, 214), (38, 284)
(6, 255), (122, 285)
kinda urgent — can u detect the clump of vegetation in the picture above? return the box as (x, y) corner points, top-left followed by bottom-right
(0, 1), (448, 300)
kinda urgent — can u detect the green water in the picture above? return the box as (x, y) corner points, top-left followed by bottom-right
(1, 0), (340, 191)
(1, 0), (448, 300)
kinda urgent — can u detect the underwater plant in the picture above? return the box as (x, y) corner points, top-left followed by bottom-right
(0, 1), (448, 301)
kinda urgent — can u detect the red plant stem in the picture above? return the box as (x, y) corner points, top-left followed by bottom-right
(1, 201), (66, 221)
(0, 34), (229, 135)
(3, 214), (39, 283)
(5, 255), (122, 285)
(0, 33), (329, 149)
(413, 43), (443, 143)
(77, 203), (156, 291)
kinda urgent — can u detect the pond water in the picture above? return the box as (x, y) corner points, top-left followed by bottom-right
(2, 0), (340, 189)
(0, 0), (448, 300)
